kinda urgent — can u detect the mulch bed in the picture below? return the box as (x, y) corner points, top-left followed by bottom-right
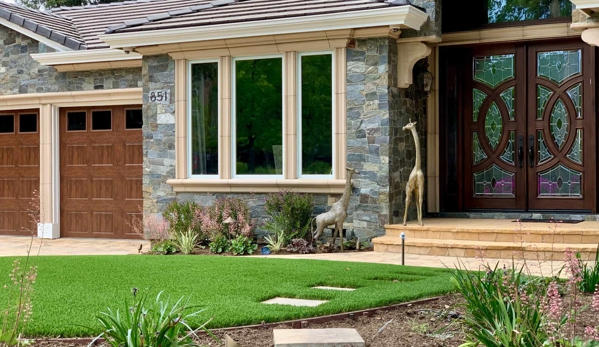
(34, 292), (599, 347)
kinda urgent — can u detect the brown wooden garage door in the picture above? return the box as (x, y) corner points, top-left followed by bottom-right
(0, 111), (40, 235)
(60, 106), (143, 239)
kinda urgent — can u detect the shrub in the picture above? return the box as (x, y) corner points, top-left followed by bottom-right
(265, 191), (314, 245)
(152, 240), (178, 255)
(92, 289), (214, 347)
(230, 235), (257, 256)
(197, 197), (254, 240)
(163, 201), (202, 238)
(175, 229), (199, 255)
(578, 246), (599, 293)
(286, 239), (314, 254)
(264, 231), (284, 253)
(208, 235), (230, 254)
(127, 213), (170, 241)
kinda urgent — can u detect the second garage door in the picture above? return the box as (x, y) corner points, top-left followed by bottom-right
(60, 106), (143, 239)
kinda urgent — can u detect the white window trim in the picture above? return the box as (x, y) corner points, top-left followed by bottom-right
(231, 54), (286, 180)
(187, 59), (221, 179)
(297, 51), (335, 179)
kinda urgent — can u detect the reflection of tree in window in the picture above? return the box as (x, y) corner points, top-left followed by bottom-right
(235, 58), (283, 175)
(301, 54), (332, 175)
(488, 0), (571, 23)
(191, 63), (219, 175)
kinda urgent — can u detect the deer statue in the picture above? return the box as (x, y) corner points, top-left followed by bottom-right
(403, 119), (424, 226)
(312, 167), (359, 251)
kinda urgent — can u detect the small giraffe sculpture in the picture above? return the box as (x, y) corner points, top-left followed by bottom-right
(403, 119), (424, 226)
(312, 167), (359, 251)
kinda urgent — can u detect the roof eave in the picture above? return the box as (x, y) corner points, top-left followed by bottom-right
(98, 5), (429, 50)
(0, 17), (71, 52)
(31, 48), (142, 69)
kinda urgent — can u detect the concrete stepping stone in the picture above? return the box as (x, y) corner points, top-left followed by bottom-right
(262, 297), (328, 307)
(312, 286), (356, 291)
(273, 328), (365, 347)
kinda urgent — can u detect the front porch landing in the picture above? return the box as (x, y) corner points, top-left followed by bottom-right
(372, 218), (599, 261)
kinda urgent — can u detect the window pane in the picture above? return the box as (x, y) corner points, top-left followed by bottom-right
(19, 114), (37, 133)
(67, 112), (86, 131)
(488, 0), (571, 23)
(92, 110), (112, 130)
(126, 109), (143, 129)
(191, 62), (219, 175)
(235, 58), (283, 175)
(301, 54), (332, 175)
(0, 115), (14, 133)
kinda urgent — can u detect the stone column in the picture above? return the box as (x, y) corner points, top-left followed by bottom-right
(38, 104), (60, 238)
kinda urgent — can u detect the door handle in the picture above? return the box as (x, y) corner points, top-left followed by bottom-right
(517, 135), (524, 168)
(528, 135), (535, 168)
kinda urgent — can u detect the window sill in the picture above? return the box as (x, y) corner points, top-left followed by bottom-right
(166, 178), (347, 194)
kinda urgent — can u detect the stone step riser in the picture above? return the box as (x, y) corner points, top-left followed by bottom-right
(374, 243), (596, 261)
(385, 229), (599, 244)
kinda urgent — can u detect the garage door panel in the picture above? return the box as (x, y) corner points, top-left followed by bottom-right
(92, 178), (114, 201)
(92, 212), (114, 235)
(20, 210), (35, 233)
(91, 144), (114, 167)
(125, 143), (143, 166)
(66, 211), (88, 234)
(0, 179), (16, 199)
(66, 145), (88, 166)
(66, 178), (89, 200)
(19, 146), (39, 167)
(0, 147), (16, 167)
(61, 106), (142, 239)
(19, 179), (38, 199)
(0, 211), (16, 232)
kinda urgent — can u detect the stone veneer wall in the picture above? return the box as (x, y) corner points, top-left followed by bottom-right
(0, 26), (141, 95)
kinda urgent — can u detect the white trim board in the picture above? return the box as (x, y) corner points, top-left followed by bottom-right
(0, 18), (70, 52)
(31, 48), (141, 66)
(99, 6), (428, 50)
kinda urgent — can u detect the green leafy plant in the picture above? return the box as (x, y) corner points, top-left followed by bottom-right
(163, 201), (202, 238)
(264, 231), (284, 253)
(229, 235), (257, 256)
(208, 235), (230, 254)
(91, 289), (215, 347)
(151, 240), (178, 255)
(264, 190), (314, 245)
(578, 245), (599, 293)
(175, 229), (199, 255)
(453, 262), (547, 347)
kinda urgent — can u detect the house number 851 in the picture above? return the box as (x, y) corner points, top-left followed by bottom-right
(149, 90), (169, 103)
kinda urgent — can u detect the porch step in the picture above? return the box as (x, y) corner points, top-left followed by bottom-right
(372, 236), (597, 261)
(373, 218), (599, 260)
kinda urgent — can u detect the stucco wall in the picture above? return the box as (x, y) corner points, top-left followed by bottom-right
(0, 26), (141, 96)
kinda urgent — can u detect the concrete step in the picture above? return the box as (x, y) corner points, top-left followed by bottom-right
(385, 219), (599, 244)
(372, 236), (597, 261)
(273, 329), (365, 347)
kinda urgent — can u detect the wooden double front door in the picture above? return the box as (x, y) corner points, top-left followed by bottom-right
(463, 40), (595, 211)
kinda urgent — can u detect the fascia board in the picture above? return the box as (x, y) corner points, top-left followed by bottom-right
(31, 48), (141, 66)
(99, 6), (429, 49)
(0, 17), (70, 52)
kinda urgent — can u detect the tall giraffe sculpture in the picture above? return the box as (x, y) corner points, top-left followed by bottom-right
(403, 119), (424, 226)
(312, 167), (359, 251)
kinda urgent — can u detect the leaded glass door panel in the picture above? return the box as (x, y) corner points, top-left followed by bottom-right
(527, 41), (595, 211)
(464, 46), (527, 210)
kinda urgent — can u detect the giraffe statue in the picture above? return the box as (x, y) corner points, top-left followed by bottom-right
(403, 119), (424, 226)
(312, 167), (359, 251)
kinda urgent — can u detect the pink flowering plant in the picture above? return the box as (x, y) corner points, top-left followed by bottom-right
(454, 248), (599, 347)
(196, 197), (254, 241)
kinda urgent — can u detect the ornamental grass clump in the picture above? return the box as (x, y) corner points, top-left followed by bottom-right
(578, 245), (599, 294)
(454, 248), (599, 347)
(265, 190), (314, 245)
(91, 289), (215, 347)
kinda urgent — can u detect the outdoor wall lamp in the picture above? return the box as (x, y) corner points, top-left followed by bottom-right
(417, 60), (434, 96)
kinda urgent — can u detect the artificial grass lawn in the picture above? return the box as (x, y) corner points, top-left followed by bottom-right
(0, 255), (455, 337)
